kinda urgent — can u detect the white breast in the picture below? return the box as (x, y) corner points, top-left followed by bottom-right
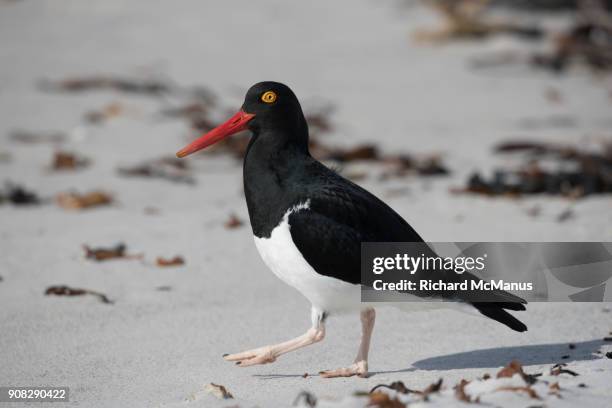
(253, 201), (362, 313)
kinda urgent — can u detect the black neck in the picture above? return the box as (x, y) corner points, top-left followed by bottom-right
(243, 127), (312, 238)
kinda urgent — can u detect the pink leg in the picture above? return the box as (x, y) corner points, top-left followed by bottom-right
(320, 308), (375, 378)
(224, 308), (326, 367)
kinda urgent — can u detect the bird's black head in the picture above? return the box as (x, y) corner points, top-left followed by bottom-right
(176, 81), (308, 158)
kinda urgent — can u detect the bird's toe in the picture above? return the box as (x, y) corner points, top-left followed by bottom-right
(319, 361), (368, 378)
(225, 346), (276, 366)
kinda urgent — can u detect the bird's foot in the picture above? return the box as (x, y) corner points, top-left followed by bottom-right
(223, 346), (277, 367)
(319, 360), (368, 378)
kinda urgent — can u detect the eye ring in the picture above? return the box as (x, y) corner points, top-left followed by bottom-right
(261, 91), (277, 104)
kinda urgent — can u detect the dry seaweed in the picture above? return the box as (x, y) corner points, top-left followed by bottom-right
(550, 363), (580, 376)
(532, 14), (612, 72)
(0, 183), (42, 205)
(366, 392), (406, 408)
(156, 256), (185, 267)
(454, 379), (474, 403)
(370, 379), (442, 401)
(413, 0), (543, 44)
(370, 381), (411, 394)
(56, 191), (113, 210)
(456, 140), (612, 198)
(497, 360), (541, 384)
(84, 102), (125, 124)
(118, 157), (195, 185)
(203, 383), (233, 400)
(51, 151), (90, 171)
(83, 243), (142, 262)
(45, 285), (112, 304)
(39, 76), (172, 96)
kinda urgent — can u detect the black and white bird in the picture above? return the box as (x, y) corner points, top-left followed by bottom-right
(176, 82), (526, 378)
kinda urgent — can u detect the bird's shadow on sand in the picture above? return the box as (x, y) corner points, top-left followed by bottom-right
(254, 339), (606, 379)
(406, 339), (606, 372)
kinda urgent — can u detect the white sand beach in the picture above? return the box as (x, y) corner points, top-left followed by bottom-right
(1, 1), (611, 406)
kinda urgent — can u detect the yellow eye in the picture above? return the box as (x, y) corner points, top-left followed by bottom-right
(261, 91), (277, 104)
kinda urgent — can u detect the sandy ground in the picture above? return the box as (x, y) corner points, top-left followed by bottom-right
(1, 1), (612, 407)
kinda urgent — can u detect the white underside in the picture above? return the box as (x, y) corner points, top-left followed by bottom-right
(254, 205), (361, 313)
(253, 202), (473, 315)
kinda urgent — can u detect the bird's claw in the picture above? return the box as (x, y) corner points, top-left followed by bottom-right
(223, 346), (277, 367)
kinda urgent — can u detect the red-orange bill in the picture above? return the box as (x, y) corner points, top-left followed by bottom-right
(176, 110), (255, 158)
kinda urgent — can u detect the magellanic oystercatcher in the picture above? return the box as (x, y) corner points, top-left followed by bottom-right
(176, 82), (527, 378)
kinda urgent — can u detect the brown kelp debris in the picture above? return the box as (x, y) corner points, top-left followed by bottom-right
(9, 129), (66, 144)
(156, 256), (185, 267)
(51, 151), (89, 171)
(293, 391), (317, 407)
(472, 1), (612, 73)
(0, 183), (42, 205)
(45, 285), (112, 304)
(379, 155), (450, 178)
(550, 363), (580, 376)
(118, 157), (195, 185)
(532, 0), (612, 73)
(413, 0), (543, 44)
(497, 360), (541, 384)
(370, 379), (442, 402)
(370, 381), (411, 394)
(84, 102), (125, 124)
(39, 76), (172, 96)
(455, 140), (612, 198)
(310, 141), (449, 177)
(454, 379), (473, 402)
(366, 392), (406, 408)
(202, 383), (233, 400)
(224, 213), (244, 229)
(56, 191), (113, 210)
(311, 141), (449, 179)
(492, 0), (612, 11)
(312, 142), (379, 162)
(83, 243), (142, 262)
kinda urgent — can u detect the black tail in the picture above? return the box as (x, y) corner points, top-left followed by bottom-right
(472, 302), (528, 332)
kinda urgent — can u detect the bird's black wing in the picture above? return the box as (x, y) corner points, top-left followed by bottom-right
(289, 164), (425, 285)
(289, 163), (527, 331)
